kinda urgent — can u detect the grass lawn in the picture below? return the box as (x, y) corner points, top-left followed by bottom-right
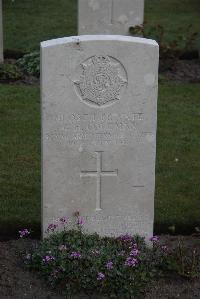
(155, 82), (200, 233)
(3, 0), (200, 52)
(145, 0), (200, 48)
(0, 85), (40, 237)
(0, 82), (199, 236)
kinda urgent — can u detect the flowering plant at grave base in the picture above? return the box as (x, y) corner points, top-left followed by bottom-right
(149, 235), (159, 243)
(22, 213), (172, 299)
(45, 216), (69, 234)
(73, 210), (86, 227)
(20, 213), (200, 298)
(19, 228), (31, 238)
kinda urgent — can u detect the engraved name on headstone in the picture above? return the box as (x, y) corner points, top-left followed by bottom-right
(78, 0), (144, 35)
(41, 35), (159, 240)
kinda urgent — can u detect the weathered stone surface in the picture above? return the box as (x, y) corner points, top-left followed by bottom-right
(41, 35), (159, 241)
(78, 0), (144, 35)
(0, 0), (3, 62)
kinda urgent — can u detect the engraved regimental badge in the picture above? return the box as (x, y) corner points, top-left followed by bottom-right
(74, 56), (128, 107)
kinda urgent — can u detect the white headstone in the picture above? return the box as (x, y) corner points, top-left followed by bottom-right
(41, 35), (159, 241)
(78, 0), (144, 35)
(0, 0), (3, 62)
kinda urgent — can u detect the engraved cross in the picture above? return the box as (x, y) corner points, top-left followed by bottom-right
(80, 151), (118, 211)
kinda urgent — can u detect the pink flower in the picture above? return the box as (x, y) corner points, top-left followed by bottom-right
(47, 223), (58, 233)
(106, 261), (113, 270)
(161, 245), (169, 253)
(59, 216), (68, 225)
(70, 251), (81, 259)
(125, 257), (137, 267)
(19, 229), (30, 238)
(130, 249), (139, 256)
(97, 272), (105, 281)
(149, 235), (159, 243)
(42, 255), (55, 263)
(77, 217), (85, 226)
(119, 234), (133, 243)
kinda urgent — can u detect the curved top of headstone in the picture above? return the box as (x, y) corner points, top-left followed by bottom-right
(41, 35), (158, 48)
(78, 0), (144, 36)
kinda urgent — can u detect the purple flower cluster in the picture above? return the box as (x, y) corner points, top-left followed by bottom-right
(161, 245), (169, 252)
(19, 228), (30, 238)
(97, 272), (105, 281)
(125, 257), (137, 267)
(70, 251), (81, 259)
(42, 255), (55, 263)
(59, 216), (68, 225)
(119, 234), (133, 243)
(77, 217), (85, 226)
(106, 261), (113, 270)
(130, 249), (139, 257)
(132, 242), (138, 248)
(149, 235), (159, 243)
(47, 223), (58, 233)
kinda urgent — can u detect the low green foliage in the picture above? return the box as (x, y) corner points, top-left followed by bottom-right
(23, 218), (199, 298)
(0, 63), (23, 82)
(130, 24), (199, 59)
(24, 218), (168, 299)
(167, 237), (200, 279)
(17, 52), (40, 78)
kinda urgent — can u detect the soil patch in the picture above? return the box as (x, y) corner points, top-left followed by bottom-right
(0, 235), (199, 299)
(160, 59), (200, 83)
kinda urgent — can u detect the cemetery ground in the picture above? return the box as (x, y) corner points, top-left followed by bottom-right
(0, 235), (199, 299)
(0, 0), (200, 298)
(0, 80), (199, 299)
